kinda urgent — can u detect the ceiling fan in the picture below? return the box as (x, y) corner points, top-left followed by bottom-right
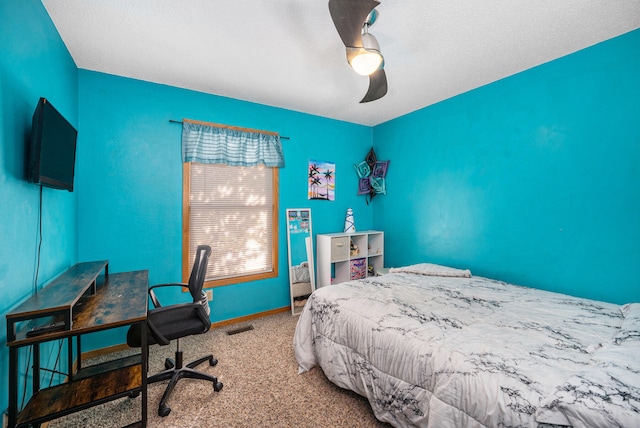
(329, 0), (388, 103)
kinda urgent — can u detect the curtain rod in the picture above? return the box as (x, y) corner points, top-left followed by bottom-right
(169, 119), (290, 140)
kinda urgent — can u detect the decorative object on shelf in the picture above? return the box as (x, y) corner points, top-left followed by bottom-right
(350, 258), (366, 280)
(344, 208), (356, 233)
(350, 240), (359, 256)
(308, 160), (335, 201)
(353, 147), (389, 203)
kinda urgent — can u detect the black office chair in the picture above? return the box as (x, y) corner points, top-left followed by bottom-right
(127, 245), (223, 417)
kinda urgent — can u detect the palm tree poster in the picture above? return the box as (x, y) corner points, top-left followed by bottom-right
(308, 160), (335, 201)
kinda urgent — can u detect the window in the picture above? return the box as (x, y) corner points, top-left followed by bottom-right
(183, 162), (279, 287)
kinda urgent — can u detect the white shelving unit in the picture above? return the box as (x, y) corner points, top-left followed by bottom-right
(316, 231), (384, 287)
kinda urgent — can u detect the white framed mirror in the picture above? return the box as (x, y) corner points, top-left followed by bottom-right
(286, 208), (316, 315)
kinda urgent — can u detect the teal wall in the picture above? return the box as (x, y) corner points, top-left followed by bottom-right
(1, 0), (79, 415)
(374, 29), (640, 304)
(76, 71), (373, 346)
(1, 0), (638, 415)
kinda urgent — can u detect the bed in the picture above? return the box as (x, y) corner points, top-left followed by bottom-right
(293, 263), (640, 427)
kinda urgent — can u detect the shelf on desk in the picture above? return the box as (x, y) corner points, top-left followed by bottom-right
(7, 270), (148, 347)
(8, 261), (108, 318)
(6, 261), (109, 343)
(16, 363), (142, 427)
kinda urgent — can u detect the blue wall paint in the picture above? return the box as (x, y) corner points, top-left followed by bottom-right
(0, 0), (78, 413)
(76, 71), (372, 349)
(2, 0), (638, 409)
(374, 29), (640, 304)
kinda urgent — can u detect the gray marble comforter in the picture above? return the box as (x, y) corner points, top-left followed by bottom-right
(293, 264), (640, 427)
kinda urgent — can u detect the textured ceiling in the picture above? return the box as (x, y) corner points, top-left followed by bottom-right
(42, 0), (640, 126)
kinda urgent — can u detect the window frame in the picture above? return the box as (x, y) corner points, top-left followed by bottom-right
(182, 162), (279, 288)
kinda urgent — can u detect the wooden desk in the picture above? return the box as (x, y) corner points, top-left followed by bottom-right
(6, 262), (149, 428)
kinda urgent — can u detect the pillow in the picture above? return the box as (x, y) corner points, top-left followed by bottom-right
(389, 263), (471, 278)
(613, 303), (640, 345)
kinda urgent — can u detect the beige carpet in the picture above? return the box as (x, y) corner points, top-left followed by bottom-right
(48, 312), (391, 427)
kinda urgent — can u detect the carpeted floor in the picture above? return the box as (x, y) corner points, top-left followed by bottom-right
(48, 311), (391, 427)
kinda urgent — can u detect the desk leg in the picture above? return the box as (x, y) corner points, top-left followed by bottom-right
(68, 336), (76, 381)
(8, 346), (18, 428)
(141, 320), (148, 427)
(33, 343), (40, 393)
(76, 335), (82, 372)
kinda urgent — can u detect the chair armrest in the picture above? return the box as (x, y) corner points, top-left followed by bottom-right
(145, 317), (170, 346)
(148, 282), (189, 308)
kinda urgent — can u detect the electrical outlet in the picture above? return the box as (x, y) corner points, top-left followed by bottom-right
(205, 289), (213, 301)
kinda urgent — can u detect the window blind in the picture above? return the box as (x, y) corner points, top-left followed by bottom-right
(189, 163), (274, 281)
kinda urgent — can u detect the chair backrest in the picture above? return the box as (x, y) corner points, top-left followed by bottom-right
(187, 245), (212, 302)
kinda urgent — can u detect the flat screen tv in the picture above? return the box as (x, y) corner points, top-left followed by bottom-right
(27, 97), (78, 192)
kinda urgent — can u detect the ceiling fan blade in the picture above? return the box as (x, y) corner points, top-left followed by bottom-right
(360, 68), (387, 103)
(328, 0), (380, 48)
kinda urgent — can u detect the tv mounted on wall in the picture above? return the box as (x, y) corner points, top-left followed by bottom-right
(27, 97), (78, 192)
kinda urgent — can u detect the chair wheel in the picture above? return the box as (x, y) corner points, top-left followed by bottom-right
(209, 357), (218, 367)
(159, 404), (171, 417)
(214, 381), (223, 392)
(165, 358), (175, 370)
(128, 391), (140, 398)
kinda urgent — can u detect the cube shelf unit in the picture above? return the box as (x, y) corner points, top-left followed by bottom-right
(316, 231), (384, 287)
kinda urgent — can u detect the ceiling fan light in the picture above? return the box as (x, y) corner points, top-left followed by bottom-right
(350, 51), (383, 75)
(349, 32), (384, 76)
